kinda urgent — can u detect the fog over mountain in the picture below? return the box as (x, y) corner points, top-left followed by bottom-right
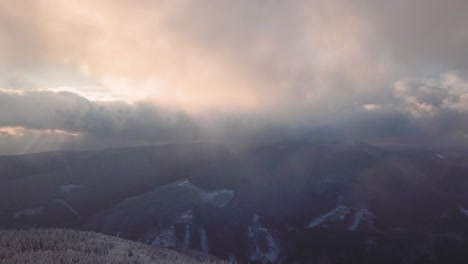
(1, 0), (468, 154)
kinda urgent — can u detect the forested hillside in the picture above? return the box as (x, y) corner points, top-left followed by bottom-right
(0, 228), (225, 264)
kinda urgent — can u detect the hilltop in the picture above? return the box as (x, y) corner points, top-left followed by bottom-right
(0, 228), (225, 264)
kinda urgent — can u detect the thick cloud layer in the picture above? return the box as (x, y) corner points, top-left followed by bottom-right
(1, 1), (468, 154)
(0, 89), (200, 154)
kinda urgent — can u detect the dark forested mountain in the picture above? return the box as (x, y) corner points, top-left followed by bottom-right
(1, 141), (468, 263)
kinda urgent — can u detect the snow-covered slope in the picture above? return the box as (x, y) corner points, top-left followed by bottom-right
(0, 228), (225, 264)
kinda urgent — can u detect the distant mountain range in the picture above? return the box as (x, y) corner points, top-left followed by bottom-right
(1, 141), (468, 263)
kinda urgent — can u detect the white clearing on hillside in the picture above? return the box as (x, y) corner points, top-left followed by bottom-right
(151, 226), (177, 248)
(228, 253), (239, 263)
(459, 207), (468, 217)
(13, 206), (45, 219)
(348, 209), (375, 231)
(202, 189), (235, 207)
(199, 227), (209, 253)
(178, 209), (194, 222)
(175, 179), (235, 208)
(182, 224), (190, 249)
(52, 199), (82, 219)
(307, 205), (351, 228)
(177, 179), (192, 187)
(248, 214), (281, 264)
(433, 153), (446, 159)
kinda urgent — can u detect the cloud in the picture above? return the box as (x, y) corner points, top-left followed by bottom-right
(351, 72), (468, 147)
(2, 0), (467, 111)
(1, 1), (468, 153)
(0, 89), (200, 154)
(0, 0), (390, 111)
(0, 126), (81, 155)
(363, 0), (468, 72)
(394, 72), (468, 116)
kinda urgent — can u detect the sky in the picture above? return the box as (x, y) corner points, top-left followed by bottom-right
(1, 0), (468, 154)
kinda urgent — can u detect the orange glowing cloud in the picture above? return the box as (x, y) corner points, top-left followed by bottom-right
(0, 126), (80, 137)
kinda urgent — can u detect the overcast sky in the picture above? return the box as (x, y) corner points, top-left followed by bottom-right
(1, 0), (468, 154)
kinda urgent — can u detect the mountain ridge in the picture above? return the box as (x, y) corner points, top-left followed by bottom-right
(1, 140), (468, 263)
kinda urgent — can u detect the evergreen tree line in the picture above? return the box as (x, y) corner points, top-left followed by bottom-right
(0, 228), (227, 264)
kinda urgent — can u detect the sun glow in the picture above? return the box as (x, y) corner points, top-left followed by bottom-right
(0, 126), (80, 137)
(44, 86), (129, 102)
(0, 127), (25, 136)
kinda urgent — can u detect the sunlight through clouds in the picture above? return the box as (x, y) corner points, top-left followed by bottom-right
(1, 0), (468, 153)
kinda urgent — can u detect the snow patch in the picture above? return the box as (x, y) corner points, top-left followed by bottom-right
(182, 224), (190, 249)
(151, 226), (177, 248)
(201, 190), (235, 208)
(459, 207), (468, 217)
(252, 214), (260, 226)
(13, 206), (45, 219)
(176, 179), (191, 187)
(248, 214), (281, 264)
(175, 179), (235, 207)
(228, 254), (238, 263)
(178, 209), (193, 223)
(52, 199), (82, 219)
(348, 209), (375, 231)
(307, 205), (351, 228)
(248, 227), (280, 263)
(199, 227), (209, 253)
